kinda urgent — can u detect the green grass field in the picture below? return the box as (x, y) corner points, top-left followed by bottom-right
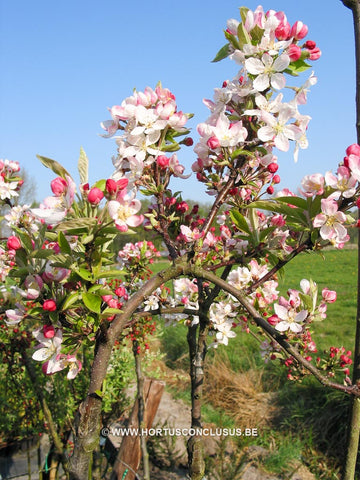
(153, 249), (358, 477)
(154, 248), (358, 367)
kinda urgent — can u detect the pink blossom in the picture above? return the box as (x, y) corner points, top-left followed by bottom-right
(180, 225), (202, 242)
(325, 167), (357, 198)
(313, 197), (349, 246)
(108, 195), (144, 232)
(348, 154), (360, 181)
(301, 173), (324, 197)
(274, 304), (307, 333)
(44, 262), (70, 282)
(43, 325), (56, 338)
(271, 214), (286, 227)
(322, 288), (337, 303)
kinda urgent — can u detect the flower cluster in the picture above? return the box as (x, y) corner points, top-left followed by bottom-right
(102, 84), (191, 192)
(0, 159), (22, 202)
(193, 5), (320, 201)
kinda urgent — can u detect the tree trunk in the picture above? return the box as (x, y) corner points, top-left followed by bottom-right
(341, 1), (360, 478)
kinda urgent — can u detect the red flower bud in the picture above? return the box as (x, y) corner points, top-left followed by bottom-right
(267, 163), (279, 174)
(267, 185), (274, 195)
(43, 299), (57, 312)
(272, 175), (281, 184)
(105, 179), (117, 195)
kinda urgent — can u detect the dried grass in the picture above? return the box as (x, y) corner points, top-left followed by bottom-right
(204, 356), (277, 429)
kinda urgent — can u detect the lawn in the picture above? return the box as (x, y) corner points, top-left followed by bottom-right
(152, 249), (358, 477)
(153, 248), (358, 366)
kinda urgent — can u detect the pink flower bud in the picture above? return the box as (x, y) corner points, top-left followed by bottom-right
(156, 155), (170, 168)
(267, 315), (279, 326)
(115, 287), (127, 297)
(207, 136), (221, 149)
(271, 214), (286, 227)
(309, 47), (321, 60)
(322, 288), (337, 303)
(346, 144), (360, 156)
(105, 179), (117, 195)
(87, 187), (104, 205)
(291, 21), (308, 40)
(51, 177), (67, 196)
(43, 325), (55, 338)
(43, 299), (57, 312)
(287, 44), (302, 62)
(275, 22), (291, 40)
(7, 236), (22, 250)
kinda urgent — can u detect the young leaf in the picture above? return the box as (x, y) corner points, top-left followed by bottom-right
(78, 147), (89, 185)
(230, 210), (251, 234)
(76, 268), (94, 281)
(239, 6), (249, 23)
(82, 292), (102, 314)
(37, 155), (71, 179)
(212, 43), (230, 63)
(58, 231), (72, 255)
(237, 22), (251, 48)
(276, 196), (307, 210)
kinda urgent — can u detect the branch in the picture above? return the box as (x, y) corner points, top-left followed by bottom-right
(246, 240), (311, 293)
(187, 264), (360, 397)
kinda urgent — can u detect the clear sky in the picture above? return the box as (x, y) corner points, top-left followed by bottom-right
(0, 0), (356, 204)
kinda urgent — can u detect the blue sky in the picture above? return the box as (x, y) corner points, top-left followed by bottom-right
(0, 0), (356, 204)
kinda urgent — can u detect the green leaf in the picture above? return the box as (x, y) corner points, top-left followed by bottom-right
(237, 22), (251, 48)
(285, 59), (311, 76)
(95, 269), (125, 279)
(78, 147), (89, 185)
(239, 7), (249, 24)
(250, 25), (264, 45)
(93, 179), (106, 191)
(76, 268), (94, 281)
(230, 211), (251, 234)
(276, 196), (307, 210)
(58, 231), (72, 255)
(224, 30), (240, 50)
(212, 43), (230, 63)
(248, 200), (308, 224)
(259, 226), (276, 242)
(82, 292), (102, 314)
(30, 249), (55, 259)
(230, 148), (254, 160)
(37, 155), (71, 179)
(56, 217), (98, 231)
(101, 307), (123, 317)
(61, 292), (81, 310)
